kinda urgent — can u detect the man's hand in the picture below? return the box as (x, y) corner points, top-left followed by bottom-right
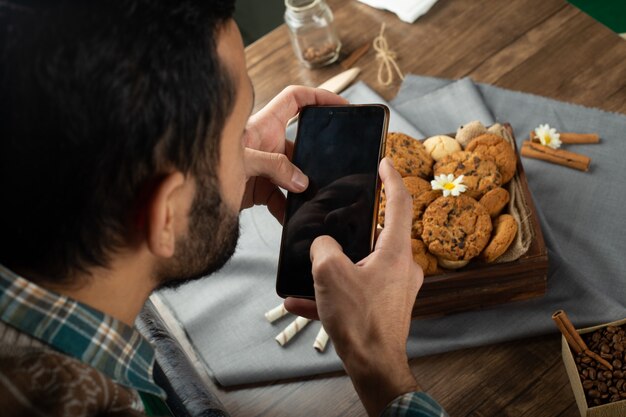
(285, 158), (424, 417)
(241, 85), (348, 222)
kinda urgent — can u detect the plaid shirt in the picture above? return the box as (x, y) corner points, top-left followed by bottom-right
(0, 264), (165, 399)
(382, 392), (449, 417)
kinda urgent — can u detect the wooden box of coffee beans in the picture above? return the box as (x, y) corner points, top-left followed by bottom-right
(562, 318), (626, 416)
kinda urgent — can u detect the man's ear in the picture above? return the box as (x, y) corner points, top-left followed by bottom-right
(145, 171), (188, 258)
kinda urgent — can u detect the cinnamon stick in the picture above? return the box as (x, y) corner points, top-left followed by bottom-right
(552, 310), (613, 371)
(552, 310), (584, 353)
(561, 133), (600, 144)
(341, 42), (370, 70)
(521, 141), (590, 171)
(530, 131), (600, 144)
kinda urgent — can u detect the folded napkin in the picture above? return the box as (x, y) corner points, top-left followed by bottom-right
(357, 0), (439, 24)
(158, 76), (626, 387)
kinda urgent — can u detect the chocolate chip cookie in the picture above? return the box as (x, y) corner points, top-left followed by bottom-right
(433, 151), (502, 199)
(385, 132), (433, 179)
(466, 134), (517, 184)
(481, 214), (518, 263)
(411, 239), (439, 276)
(421, 195), (492, 262)
(411, 190), (441, 237)
(479, 187), (510, 218)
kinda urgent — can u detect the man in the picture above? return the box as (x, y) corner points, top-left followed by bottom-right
(0, 1), (447, 416)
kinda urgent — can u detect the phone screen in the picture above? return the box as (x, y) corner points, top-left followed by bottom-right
(276, 105), (389, 299)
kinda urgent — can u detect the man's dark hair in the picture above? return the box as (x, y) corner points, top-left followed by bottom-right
(0, 0), (236, 282)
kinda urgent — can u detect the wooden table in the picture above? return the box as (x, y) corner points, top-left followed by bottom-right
(205, 0), (626, 415)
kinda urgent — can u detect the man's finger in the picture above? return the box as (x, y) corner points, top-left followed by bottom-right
(284, 297), (319, 320)
(244, 148), (308, 192)
(252, 86), (348, 132)
(244, 86), (348, 154)
(241, 177), (286, 223)
(281, 86), (350, 117)
(375, 158), (413, 253)
(310, 235), (353, 282)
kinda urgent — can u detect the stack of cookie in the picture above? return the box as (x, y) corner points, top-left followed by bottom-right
(380, 122), (520, 276)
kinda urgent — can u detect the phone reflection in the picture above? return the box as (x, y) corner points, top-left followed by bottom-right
(282, 173), (375, 283)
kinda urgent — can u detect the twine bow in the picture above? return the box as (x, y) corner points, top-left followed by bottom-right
(373, 23), (404, 86)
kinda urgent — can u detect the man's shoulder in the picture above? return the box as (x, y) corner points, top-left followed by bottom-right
(0, 331), (145, 417)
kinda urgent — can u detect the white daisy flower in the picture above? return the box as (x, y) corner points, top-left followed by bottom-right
(431, 174), (467, 197)
(534, 123), (562, 149)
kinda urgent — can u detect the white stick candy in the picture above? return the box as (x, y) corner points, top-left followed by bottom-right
(264, 303), (288, 323)
(313, 326), (329, 352)
(275, 316), (311, 346)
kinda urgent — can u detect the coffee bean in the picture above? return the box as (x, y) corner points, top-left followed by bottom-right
(579, 324), (626, 407)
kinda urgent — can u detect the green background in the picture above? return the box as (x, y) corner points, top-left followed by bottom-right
(568, 0), (626, 34)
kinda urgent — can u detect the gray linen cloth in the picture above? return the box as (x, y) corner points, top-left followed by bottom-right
(159, 76), (626, 387)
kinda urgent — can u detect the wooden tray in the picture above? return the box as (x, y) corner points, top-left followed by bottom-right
(412, 125), (548, 318)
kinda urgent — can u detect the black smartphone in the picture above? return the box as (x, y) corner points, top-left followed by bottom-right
(276, 104), (389, 299)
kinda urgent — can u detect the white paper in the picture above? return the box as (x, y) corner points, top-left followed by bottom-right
(358, 0), (439, 24)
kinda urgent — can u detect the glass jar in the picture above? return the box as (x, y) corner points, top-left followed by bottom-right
(284, 0), (341, 68)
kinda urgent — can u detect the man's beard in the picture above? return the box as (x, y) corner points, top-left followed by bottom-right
(155, 175), (240, 290)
